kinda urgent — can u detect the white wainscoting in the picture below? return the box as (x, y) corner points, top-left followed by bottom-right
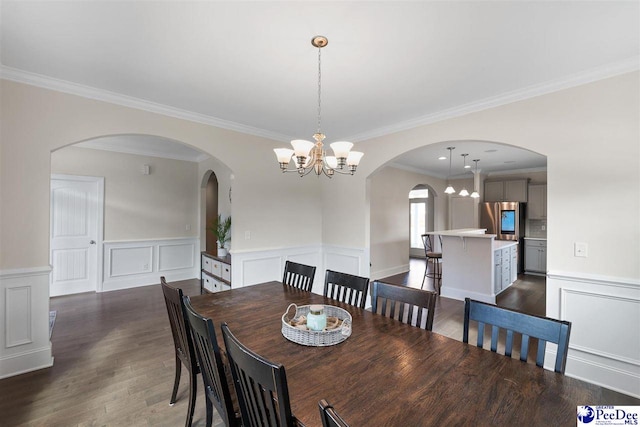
(547, 271), (640, 398)
(230, 244), (369, 296)
(102, 238), (199, 292)
(0, 266), (54, 379)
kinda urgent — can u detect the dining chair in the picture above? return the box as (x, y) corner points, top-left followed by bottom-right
(282, 260), (316, 292)
(421, 234), (442, 294)
(323, 270), (370, 309)
(221, 323), (300, 427)
(371, 281), (437, 331)
(463, 298), (572, 373)
(182, 296), (240, 427)
(160, 277), (199, 427)
(319, 399), (350, 427)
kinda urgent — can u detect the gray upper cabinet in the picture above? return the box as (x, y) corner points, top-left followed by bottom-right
(484, 179), (528, 202)
(527, 184), (547, 219)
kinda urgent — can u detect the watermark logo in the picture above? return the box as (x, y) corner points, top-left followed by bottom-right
(577, 406), (640, 426)
(578, 406), (595, 424)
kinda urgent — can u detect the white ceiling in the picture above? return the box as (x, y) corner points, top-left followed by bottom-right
(2, 1), (638, 173)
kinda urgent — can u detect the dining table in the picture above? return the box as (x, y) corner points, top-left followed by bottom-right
(189, 281), (638, 426)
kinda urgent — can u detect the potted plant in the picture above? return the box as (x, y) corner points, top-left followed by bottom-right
(208, 214), (231, 257)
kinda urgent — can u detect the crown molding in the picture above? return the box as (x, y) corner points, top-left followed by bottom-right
(75, 139), (210, 163)
(2, 56), (638, 145)
(0, 66), (293, 143)
(345, 56), (640, 142)
(387, 162), (448, 180)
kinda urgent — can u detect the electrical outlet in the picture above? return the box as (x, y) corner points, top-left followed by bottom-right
(143, 263), (149, 270)
(185, 224), (191, 231)
(245, 230), (251, 240)
(574, 242), (588, 258)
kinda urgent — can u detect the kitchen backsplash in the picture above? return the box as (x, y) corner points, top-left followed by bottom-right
(527, 219), (547, 238)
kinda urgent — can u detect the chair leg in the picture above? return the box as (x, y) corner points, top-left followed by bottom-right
(435, 260), (441, 295)
(421, 258), (429, 289)
(170, 354), (181, 405)
(205, 397), (213, 427)
(185, 368), (197, 427)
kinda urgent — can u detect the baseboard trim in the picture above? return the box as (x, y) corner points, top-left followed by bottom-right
(0, 345), (53, 380)
(371, 264), (410, 281)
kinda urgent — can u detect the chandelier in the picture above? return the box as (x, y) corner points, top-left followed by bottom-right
(274, 36), (363, 178)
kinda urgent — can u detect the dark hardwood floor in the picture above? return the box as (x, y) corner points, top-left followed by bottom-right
(378, 257), (547, 340)
(0, 279), (218, 427)
(1, 263), (632, 426)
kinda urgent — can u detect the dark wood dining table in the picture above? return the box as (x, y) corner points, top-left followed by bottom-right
(189, 281), (637, 426)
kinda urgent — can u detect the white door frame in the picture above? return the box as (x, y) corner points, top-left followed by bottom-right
(50, 174), (105, 293)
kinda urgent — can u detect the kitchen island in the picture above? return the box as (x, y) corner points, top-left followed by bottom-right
(424, 229), (518, 303)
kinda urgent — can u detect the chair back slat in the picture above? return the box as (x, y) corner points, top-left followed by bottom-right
(222, 323), (296, 427)
(183, 297), (239, 427)
(463, 298), (572, 373)
(371, 281), (437, 331)
(161, 278), (197, 370)
(282, 261), (316, 292)
(323, 270), (370, 309)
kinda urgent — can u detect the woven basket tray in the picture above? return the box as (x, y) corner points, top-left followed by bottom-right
(281, 303), (352, 346)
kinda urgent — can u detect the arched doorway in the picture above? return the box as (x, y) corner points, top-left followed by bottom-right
(204, 171), (219, 254)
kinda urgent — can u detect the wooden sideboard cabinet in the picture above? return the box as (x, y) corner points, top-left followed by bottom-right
(201, 252), (231, 294)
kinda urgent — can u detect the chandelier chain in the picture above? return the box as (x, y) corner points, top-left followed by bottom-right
(317, 46), (322, 134)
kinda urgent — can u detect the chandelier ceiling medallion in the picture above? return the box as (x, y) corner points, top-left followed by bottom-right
(274, 36), (363, 178)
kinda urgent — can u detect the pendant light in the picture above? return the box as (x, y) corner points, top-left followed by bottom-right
(470, 159), (481, 199)
(459, 154), (470, 197)
(444, 147), (456, 194)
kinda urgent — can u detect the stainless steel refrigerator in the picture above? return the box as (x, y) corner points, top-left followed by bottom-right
(480, 202), (526, 273)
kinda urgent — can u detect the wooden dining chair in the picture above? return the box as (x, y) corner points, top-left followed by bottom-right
(182, 296), (240, 427)
(463, 298), (572, 373)
(160, 277), (199, 427)
(371, 281), (437, 331)
(221, 323), (300, 427)
(323, 270), (370, 309)
(319, 399), (350, 427)
(282, 260), (316, 292)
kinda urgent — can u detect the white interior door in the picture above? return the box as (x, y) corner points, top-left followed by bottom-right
(50, 175), (103, 296)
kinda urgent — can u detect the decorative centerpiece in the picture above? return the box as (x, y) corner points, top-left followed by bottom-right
(281, 303), (352, 346)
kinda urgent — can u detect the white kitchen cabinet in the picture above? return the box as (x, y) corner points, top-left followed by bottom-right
(510, 245), (518, 283)
(494, 245), (518, 294)
(524, 239), (547, 274)
(527, 184), (547, 219)
(484, 179), (528, 202)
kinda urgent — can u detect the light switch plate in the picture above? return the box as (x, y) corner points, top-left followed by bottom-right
(574, 242), (588, 257)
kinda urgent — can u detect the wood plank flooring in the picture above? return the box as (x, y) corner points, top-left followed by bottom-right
(0, 279), (218, 427)
(0, 264), (634, 426)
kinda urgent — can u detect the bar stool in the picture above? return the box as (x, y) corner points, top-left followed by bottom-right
(421, 234), (442, 294)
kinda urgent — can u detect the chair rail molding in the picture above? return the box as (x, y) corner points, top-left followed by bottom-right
(230, 244), (369, 296)
(0, 266), (54, 379)
(103, 237), (199, 292)
(546, 270), (640, 398)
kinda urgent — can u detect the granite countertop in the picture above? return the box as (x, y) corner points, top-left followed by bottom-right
(524, 237), (547, 241)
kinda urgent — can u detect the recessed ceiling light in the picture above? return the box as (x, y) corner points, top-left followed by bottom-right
(438, 156), (447, 160)
(485, 149), (498, 153)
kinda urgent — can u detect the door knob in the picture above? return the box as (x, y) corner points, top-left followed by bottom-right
(89, 240), (96, 245)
